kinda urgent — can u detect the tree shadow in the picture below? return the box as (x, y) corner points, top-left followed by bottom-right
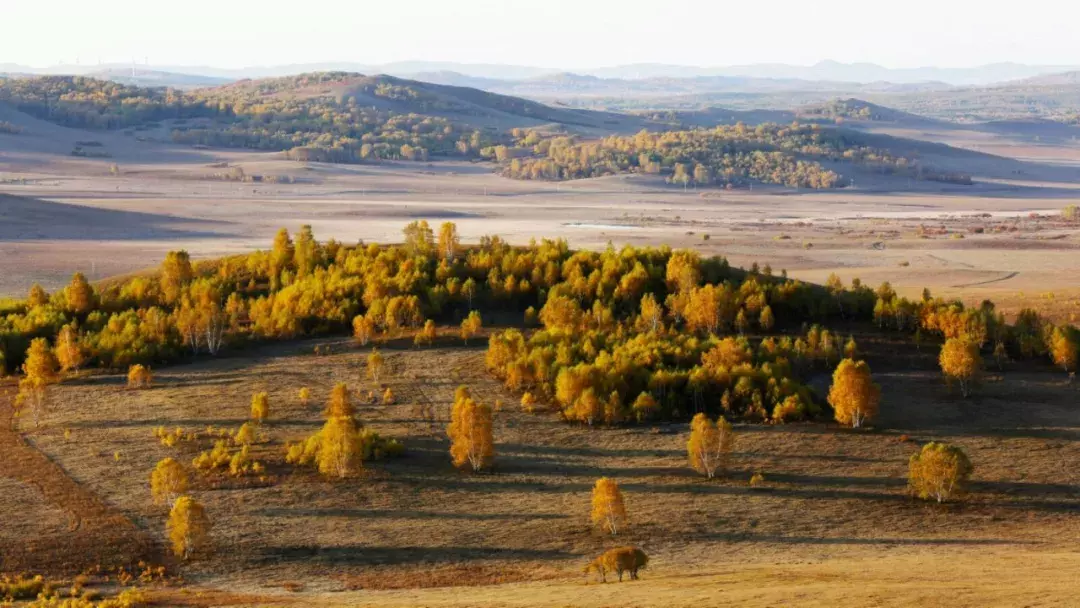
(255, 545), (574, 566)
(0, 194), (232, 241)
(253, 507), (567, 521)
(697, 532), (1037, 546)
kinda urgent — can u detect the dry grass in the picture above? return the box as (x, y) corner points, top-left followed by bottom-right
(0, 326), (1072, 604)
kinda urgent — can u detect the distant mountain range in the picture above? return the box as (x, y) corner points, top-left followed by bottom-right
(3, 60), (1080, 86)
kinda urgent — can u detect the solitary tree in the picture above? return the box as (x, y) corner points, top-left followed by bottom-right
(15, 337), (59, 427)
(460, 311), (482, 344)
(591, 477), (628, 536)
(167, 496), (211, 559)
(298, 387), (311, 407)
(828, 359), (881, 428)
(367, 349), (384, 385)
(447, 387), (494, 472)
(908, 442), (973, 503)
(939, 338), (981, 397)
(317, 415), (362, 479)
(151, 458), (189, 506)
(687, 413), (735, 479)
(250, 392), (269, 423)
(127, 364), (153, 389)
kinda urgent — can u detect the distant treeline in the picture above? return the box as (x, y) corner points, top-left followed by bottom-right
(495, 124), (972, 188)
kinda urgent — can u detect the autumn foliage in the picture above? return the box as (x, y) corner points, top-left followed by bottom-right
(250, 392), (269, 423)
(939, 338), (982, 397)
(828, 359), (881, 428)
(15, 337), (59, 427)
(447, 386), (494, 472)
(167, 495), (211, 559)
(150, 457), (189, 505)
(590, 477), (628, 535)
(127, 364), (153, 389)
(908, 442), (974, 503)
(687, 413), (735, 478)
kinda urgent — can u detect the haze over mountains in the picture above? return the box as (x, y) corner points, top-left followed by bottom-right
(4, 59), (1080, 87)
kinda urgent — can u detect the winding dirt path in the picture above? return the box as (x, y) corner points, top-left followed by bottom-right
(951, 271), (1020, 288)
(0, 384), (160, 573)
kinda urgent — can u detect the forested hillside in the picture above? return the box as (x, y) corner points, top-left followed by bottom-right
(0, 74), (971, 188)
(2, 222), (1074, 427)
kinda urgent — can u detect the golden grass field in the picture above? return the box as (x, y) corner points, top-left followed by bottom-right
(2, 325), (1077, 605)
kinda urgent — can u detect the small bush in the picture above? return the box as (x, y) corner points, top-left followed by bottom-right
(0, 574), (46, 599)
(749, 472), (766, 487)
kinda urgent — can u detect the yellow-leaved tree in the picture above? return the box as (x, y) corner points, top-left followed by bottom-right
(687, 413), (735, 479)
(591, 477), (627, 536)
(64, 272), (95, 315)
(447, 386), (494, 472)
(367, 349), (384, 385)
(827, 358), (881, 428)
(167, 495), (211, 559)
(1049, 326), (1077, 379)
(127, 364), (153, 389)
(15, 337), (59, 427)
(353, 314), (375, 346)
(908, 442), (973, 503)
(151, 457), (189, 506)
(298, 386), (311, 407)
(317, 415), (363, 479)
(27, 283), (49, 308)
(250, 392), (269, 423)
(54, 324), (84, 373)
(414, 319), (437, 348)
(460, 311), (482, 345)
(939, 338), (982, 397)
(325, 382), (355, 418)
(437, 221), (459, 262)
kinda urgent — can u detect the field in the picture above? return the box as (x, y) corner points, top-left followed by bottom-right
(1, 324), (1076, 605)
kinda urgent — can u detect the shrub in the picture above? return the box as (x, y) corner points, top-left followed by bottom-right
(250, 392), (269, 422)
(127, 364), (153, 389)
(908, 442), (973, 503)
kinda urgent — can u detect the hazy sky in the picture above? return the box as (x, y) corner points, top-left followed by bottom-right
(6, 0), (1079, 68)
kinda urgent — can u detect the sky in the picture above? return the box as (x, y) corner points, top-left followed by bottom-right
(4, 0), (1079, 69)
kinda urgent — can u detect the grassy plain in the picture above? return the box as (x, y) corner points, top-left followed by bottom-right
(2, 326), (1077, 605)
